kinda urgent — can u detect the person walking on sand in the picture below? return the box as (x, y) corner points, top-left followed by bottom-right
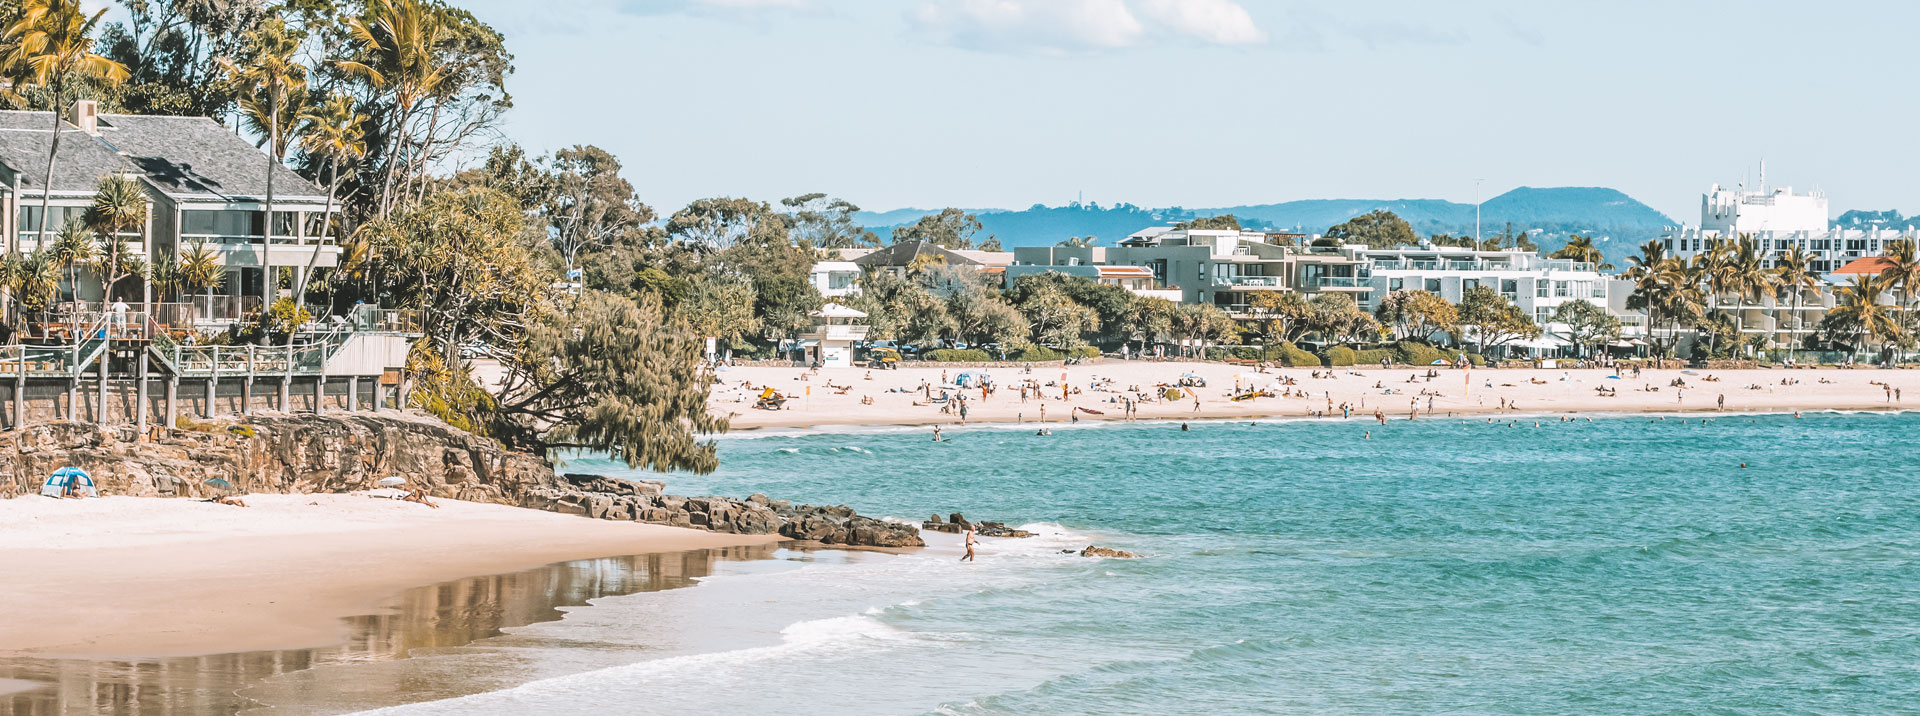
(1717, 393), (1725, 411)
(961, 527), (977, 562)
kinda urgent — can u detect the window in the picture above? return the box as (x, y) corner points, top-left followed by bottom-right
(1536, 280), (1550, 298)
(1537, 307), (1553, 324)
(1388, 278), (1404, 291)
(17, 205), (85, 235)
(1501, 279), (1519, 296)
(183, 210), (260, 238)
(1554, 281), (1570, 297)
(1424, 278), (1441, 292)
(1463, 278), (1479, 291)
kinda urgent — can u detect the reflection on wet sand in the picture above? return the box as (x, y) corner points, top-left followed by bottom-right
(0, 543), (780, 716)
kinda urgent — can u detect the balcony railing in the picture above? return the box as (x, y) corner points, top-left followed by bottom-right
(1214, 276), (1281, 288)
(1306, 276), (1368, 289)
(803, 324), (870, 341)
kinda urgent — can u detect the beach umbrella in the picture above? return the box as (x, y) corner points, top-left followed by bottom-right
(378, 476), (407, 489)
(1431, 360), (1448, 365)
(203, 478), (233, 489)
(1607, 375), (1622, 380)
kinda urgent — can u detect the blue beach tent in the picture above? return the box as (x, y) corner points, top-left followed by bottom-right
(41, 467), (96, 498)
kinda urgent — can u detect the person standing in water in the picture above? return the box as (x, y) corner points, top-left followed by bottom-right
(961, 527), (977, 562)
(932, 425), (943, 442)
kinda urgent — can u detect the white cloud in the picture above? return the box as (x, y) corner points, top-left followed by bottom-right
(1138, 0), (1265, 45)
(910, 0), (1264, 53)
(911, 0), (1146, 53)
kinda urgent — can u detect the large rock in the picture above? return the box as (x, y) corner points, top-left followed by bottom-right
(1080, 545), (1141, 559)
(0, 414), (926, 550)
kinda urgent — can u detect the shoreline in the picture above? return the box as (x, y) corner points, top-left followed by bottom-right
(719, 404), (1915, 433)
(0, 494), (780, 660)
(712, 362), (1917, 430)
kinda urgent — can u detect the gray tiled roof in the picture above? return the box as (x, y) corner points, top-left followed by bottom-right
(99, 114), (324, 199)
(0, 110), (325, 200)
(853, 240), (981, 267)
(0, 111), (137, 193)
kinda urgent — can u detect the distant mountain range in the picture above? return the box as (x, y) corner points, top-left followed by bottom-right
(1834, 209), (1920, 231)
(857, 187), (1675, 268)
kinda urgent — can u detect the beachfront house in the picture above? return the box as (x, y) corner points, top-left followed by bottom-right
(808, 260), (862, 299)
(1002, 246), (1184, 301)
(0, 101), (342, 326)
(852, 240), (1013, 294)
(1361, 244), (1645, 355)
(1072, 227), (1373, 318)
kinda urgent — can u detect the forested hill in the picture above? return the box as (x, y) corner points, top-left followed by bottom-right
(859, 187), (1674, 266)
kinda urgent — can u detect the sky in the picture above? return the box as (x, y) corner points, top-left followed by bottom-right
(451, 0), (1920, 222)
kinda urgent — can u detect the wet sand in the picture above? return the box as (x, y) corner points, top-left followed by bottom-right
(0, 545), (784, 716)
(0, 495), (779, 659)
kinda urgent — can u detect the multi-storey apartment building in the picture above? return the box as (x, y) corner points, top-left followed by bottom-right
(1010, 227), (1372, 318)
(1360, 244), (1644, 353)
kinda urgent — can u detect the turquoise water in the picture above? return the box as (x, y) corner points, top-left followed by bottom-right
(376, 413), (1920, 715)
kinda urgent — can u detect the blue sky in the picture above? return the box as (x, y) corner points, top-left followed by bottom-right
(458, 0), (1917, 222)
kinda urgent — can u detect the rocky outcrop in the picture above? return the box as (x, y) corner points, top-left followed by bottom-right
(0, 413), (923, 548)
(0, 414), (553, 501)
(1078, 545), (1141, 559)
(923, 512), (1035, 538)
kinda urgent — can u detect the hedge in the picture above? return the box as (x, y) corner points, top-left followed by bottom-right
(1015, 346), (1066, 362)
(1323, 346), (1357, 366)
(921, 348), (993, 362)
(1069, 346), (1101, 359)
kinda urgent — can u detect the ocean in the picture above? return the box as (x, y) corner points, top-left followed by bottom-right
(351, 412), (1920, 715)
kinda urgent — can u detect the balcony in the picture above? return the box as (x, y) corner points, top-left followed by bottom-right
(1213, 275), (1282, 288)
(803, 324), (870, 341)
(1306, 276), (1371, 290)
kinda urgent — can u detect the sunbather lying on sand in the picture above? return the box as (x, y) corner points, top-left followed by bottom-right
(403, 488), (439, 509)
(203, 496), (248, 507)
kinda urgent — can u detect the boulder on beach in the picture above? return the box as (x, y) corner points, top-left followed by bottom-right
(1080, 545), (1141, 559)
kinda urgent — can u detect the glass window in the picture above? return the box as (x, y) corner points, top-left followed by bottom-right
(183, 210), (261, 237)
(18, 205), (84, 234)
(1501, 279), (1519, 295)
(1463, 278), (1479, 291)
(1554, 281), (1570, 297)
(1424, 278), (1441, 292)
(1388, 278), (1403, 291)
(1536, 280), (1550, 298)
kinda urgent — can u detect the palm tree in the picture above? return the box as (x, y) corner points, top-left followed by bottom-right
(1881, 238), (1920, 340)
(179, 241), (224, 318)
(150, 251), (181, 304)
(217, 16), (307, 319)
(292, 93), (367, 310)
(1772, 244), (1821, 358)
(1551, 234), (1614, 271)
(1828, 274), (1903, 364)
(1, 0), (128, 322)
(48, 217), (92, 304)
(337, 0), (451, 217)
(12, 249), (62, 319)
(1714, 235), (1776, 355)
(85, 173), (150, 304)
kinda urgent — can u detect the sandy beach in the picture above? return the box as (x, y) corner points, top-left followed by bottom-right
(0, 494), (778, 659)
(712, 360), (1915, 429)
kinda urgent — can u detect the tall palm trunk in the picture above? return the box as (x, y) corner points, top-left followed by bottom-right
(20, 91), (66, 328)
(263, 89), (278, 321)
(294, 154), (339, 312)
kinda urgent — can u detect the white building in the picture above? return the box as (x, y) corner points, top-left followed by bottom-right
(799, 303), (869, 368)
(1663, 178), (1920, 275)
(808, 260), (861, 299)
(1362, 245), (1643, 354)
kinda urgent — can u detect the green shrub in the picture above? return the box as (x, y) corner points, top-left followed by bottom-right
(1016, 346), (1065, 362)
(1323, 345), (1356, 366)
(922, 348), (993, 362)
(1069, 346), (1101, 359)
(1354, 348), (1393, 366)
(1262, 341), (1321, 367)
